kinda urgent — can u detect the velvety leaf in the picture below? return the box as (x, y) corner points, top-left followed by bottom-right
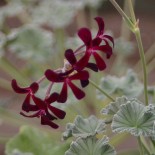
(65, 136), (116, 155)
(9, 149), (34, 155)
(62, 123), (74, 141)
(5, 126), (69, 155)
(8, 26), (54, 62)
(112, 101), (155, 137)
(62, 115), (106, 139)
(97, 70), (143, 100)
(101, 96), (129, 116)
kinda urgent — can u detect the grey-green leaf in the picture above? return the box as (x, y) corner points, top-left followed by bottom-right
(9, 149), (34, 155)
(112, 101), (155, 137)
(8, 26), (54, 62)
(5, 126), (69, 155)
(65, 136), (116, 155)
(101, 96), (128, 116)
(97, 70), (143, 100)
(62, 115), (106, 140)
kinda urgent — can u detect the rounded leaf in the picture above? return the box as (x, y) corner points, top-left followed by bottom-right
(112, 101), (155, 137)
(65, 136), (116, 155)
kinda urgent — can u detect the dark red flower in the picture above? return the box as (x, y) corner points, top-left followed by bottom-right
(20, 93), (66, 129)
(64, 49), (98, 87)
(45, 69), (89, 103)
(75, 17), (114, 71)
(11, 79), (39, 112)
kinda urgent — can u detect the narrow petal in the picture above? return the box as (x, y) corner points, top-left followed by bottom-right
(22, 94), (39, 112)
(78, 28), (92, 47)
(65, 49), (77, 65)
(32, 95), (46, 110)
(45, 92), (59, 104)
(69, 70), (89, 80)
(57, 82), (68, 103)
(75, 52), (91, 71)
(80, 80), (89, 88)
(45, 109), (57, 120)
(93, 52), (106, 71)
(45, 69), (63, 82)
(29, 82), (39, 94)
(86, 63), (98, 72)
(95, 17), (105, 36)
(20, 111), (40, 118)
(103, 35), (114, 47)
(11, 79), (29, 94)
(68, 81), (85, 100)
(92, 37), (102, 46)
(93, 44), (112, 59)
(48, 105), (66, 119)
(41, 115), (59, 129)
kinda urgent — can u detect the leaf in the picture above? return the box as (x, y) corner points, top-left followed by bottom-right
(101, 96), (128, 116)
(65, 136), (116, 155)
(5, 126), (69, 155)
(62, 115), (106, 140)
(9, 149), (34, 155)
(62, 123), (74, 141)
(31, 0), (81, 29)
(112, 101), (155, 137)
(114, 37), (135, 56)
(8, 26), (54, 62)
(97, 70), (143, 100)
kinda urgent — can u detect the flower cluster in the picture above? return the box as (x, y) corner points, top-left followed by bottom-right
(11, 17), (114, 129)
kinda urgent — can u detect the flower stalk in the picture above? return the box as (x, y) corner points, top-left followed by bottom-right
(109, 0), (148, 105)
(137, 137), (144, 155)
(89, 79), (115, 102)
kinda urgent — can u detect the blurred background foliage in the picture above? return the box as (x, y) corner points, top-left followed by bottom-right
(0, 0), (155, 155)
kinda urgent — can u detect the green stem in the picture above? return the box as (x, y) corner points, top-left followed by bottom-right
(0, 57), (30, 85)
(134, 42), (155, 71)
(128, 0), (137, 23)
(140, 136), (152, 155)
(89, 79), (115, 102)
(133, 29), (148, 106)
(137, 137), (144, 155)
(109, 0), (149, 105)
(109, 0), (134, 31)
(0, 78), (11, 90)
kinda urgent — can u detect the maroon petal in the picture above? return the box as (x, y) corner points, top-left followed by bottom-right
(95, 17), (105, 36)
(93, 44), (112, 59)
(92, 37), (102, 46)
(65, 49), (77, 65)
(41, 115), (59, 129)
(32, 95), (46, 110)
(75, 52), (91, 71)
(68, 81), (85, 100)
(57, 82), (68, 103)
(93, 52), (106, 71)
(11, 79), (29, 94)
(78, 28), (92, 47)
(86, 63), (98, 72)
(45, 69), (63, 82)
(20, 111), (40, 118)
(48, 105), (66, 119)
(45, 92), (59, 104)
(22, 94), (39, 112)
(80, 80), (89, 88)
(103, 35), (114, 47)
(29, 82), (39, 94)
(69, 70), (89, 81)
(45, 109), (57, 120)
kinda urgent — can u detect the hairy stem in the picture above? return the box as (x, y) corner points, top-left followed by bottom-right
(127, 0), (148, 105)
(137, 137), (144, 155)
(89, 79), (115, 102)
(109, 0), (148, 105)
